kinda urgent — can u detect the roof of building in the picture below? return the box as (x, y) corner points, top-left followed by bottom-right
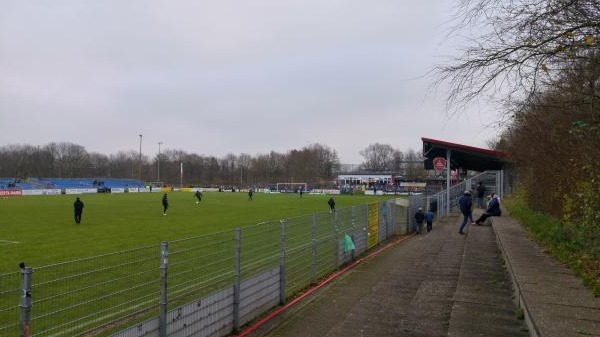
(421, 137), (506, 172)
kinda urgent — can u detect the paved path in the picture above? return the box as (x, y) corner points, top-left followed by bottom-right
(247, 213), (533, 337)
(243, 211), (600, 337)
(493, 214), (600, 336)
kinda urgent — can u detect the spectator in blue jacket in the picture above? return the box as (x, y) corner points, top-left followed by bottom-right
(414, 207), (425, 234)
(425, 209), (434, 233)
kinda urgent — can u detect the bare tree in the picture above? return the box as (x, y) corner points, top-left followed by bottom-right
(108, 151), (141, 179)
(88, 152), (109, 177)
(360, 143), (397, 171)
(403, 149), (426, 181)
(309, 143), (340, 182)
(437, 0), (600, 113)
(392, 150), (404, 172)
(238, 153), (253, 186)
(0, 141), (338, 187)
(45, 142), (90, 177)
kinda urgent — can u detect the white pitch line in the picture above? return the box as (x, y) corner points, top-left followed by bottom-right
(0, 240), (20, 244)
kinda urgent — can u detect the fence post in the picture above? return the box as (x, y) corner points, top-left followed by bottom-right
(408, 197), (413, 234)
(388, 201), (392, 238)
(364, 204), (369, 254)
(19, 264), (32, 337)
(233, 228), (241, 332)
(498, 170), (504, 198)
(334, 211), (341, 267)
(382, 201), (389, 240)
(350, 206), (357, 260)
(279, 219), (287, 305)
(311, 214), (317, 285)
(436, 194), (441, 219)
(159, 242), (168, 337)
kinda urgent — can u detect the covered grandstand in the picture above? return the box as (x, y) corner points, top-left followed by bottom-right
(0, 177), (145, 194)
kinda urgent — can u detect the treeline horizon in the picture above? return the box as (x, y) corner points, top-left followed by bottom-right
(0, 142), (424, 187)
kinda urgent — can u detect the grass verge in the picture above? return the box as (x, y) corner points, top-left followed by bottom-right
(503, 191), (600, 296)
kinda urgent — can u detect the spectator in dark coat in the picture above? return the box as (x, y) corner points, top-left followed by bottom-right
(476, 181), (486, 209)
(73, 197), (84, 224)
(458, 191), (473, 234)
(414, 207), (425, 234)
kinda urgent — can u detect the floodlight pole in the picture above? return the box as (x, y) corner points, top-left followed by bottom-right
(157, 142), (163, 183)
(446, 149), (451, 215)
(139, 134), (143, 181)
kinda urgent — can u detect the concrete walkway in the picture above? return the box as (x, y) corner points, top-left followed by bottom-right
(493, 214), (600, 336)
(243, 212), (600, 337)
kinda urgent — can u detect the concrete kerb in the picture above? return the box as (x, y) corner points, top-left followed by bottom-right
(492, 217), (542, 337)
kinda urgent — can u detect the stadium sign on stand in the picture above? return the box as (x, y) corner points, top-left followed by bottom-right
(432, 157), (446, 176)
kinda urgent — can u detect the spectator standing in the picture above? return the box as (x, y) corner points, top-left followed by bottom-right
(458, 191), (473, 234)
(73, 197), (84, 224)
(414, 207), (425, 234)
(425, 209), (434, 233)
(476, 181), (486, 209)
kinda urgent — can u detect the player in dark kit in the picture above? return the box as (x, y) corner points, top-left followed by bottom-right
(328, 197), (336, 213)
(73, 197), (84, 224)
(162, 193), (169, 215)
(195, 190), (203, 204)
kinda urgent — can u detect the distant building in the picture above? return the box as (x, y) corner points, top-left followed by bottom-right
(337, 172), (393, 185)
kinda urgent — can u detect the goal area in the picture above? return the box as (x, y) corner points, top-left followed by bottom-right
(275, 182), (307, 193)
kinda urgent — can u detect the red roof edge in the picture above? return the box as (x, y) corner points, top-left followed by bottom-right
(421, 137), (505, 157)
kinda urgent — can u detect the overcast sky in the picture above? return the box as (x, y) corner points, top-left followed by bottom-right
(0, 0), (499, 164)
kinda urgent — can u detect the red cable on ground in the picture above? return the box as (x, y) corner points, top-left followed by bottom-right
(237, 234), (414, 337)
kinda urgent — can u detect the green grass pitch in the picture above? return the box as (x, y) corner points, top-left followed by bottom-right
(0, 191), (392, 273)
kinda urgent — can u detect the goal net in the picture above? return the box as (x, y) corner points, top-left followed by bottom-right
(275, 182), (308, 193)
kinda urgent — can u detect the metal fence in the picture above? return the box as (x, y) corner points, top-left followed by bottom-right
(0, 199), (409, 337)
(0, 170), (507, 337)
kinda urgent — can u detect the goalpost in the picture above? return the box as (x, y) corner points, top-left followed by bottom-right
(275, 182), (308, 193)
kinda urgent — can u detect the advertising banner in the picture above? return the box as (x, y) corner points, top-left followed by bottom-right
(65, 188), (98, 195)
(0, 189), (22, 197)
(22, 189), (62, 196)
(367, 202), (379, 249)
